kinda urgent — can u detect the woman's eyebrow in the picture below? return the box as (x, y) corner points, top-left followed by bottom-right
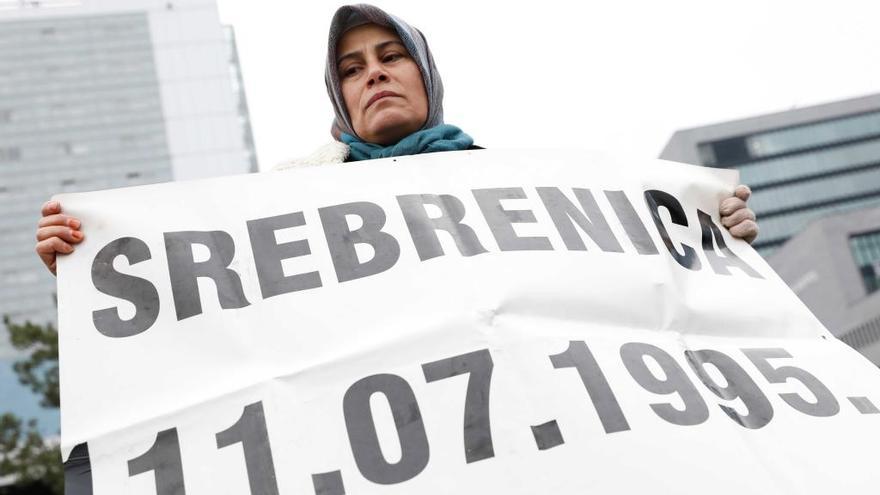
(337, 40), (406, 66)
(375, 40), (405, 51)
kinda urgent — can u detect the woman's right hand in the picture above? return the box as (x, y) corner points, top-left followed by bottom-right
(35, 200), (84, 275)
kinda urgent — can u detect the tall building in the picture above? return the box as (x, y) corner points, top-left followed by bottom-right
(0, 0), (257, 432)
(660, 93), (880, 256)
(224, 24), (258, 174)
(767, 206), (880, 366)
(0, 0), (257, 327)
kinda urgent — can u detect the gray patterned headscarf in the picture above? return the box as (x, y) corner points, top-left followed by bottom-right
(326, 4), (445, 141)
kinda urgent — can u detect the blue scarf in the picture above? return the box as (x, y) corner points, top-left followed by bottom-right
(342, 124), (474, 162)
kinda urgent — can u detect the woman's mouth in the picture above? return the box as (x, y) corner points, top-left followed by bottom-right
(366, 91), (400, 109)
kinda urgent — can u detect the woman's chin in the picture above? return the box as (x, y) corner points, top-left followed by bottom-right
(361, 113), (424, 145)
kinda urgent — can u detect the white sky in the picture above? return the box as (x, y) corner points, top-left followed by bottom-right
(220, 0), (880, 170)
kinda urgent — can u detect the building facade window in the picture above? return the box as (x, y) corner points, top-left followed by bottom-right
(699, 111), (880, 168)
(850, 230), (880, 295)
(0, 146), (21, 161)
(746, 111), (880, 158)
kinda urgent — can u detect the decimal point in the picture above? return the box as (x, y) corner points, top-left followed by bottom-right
(531, 420), (565, 450)
(312, 470), (345, 495)
(848, 396), (880, 415)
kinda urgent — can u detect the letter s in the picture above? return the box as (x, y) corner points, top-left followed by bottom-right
(91, 237), (160, 338)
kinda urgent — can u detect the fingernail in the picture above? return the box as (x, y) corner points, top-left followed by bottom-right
(48, 201), (59, 209)
(68, 219), (80, 229)
(72, 230), (83, 240)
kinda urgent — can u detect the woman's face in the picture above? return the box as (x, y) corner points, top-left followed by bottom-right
(337, 23), (428, 145)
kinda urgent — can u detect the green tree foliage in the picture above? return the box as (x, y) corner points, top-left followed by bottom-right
(5, 317), (59, 408)
(0, 317), (62, 494)
(0, 415), (62, 494)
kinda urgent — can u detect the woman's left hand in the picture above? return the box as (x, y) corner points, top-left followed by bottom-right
(720, 185), (758, 244)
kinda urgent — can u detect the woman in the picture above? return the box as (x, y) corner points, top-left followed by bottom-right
(35, 3), (758, 274)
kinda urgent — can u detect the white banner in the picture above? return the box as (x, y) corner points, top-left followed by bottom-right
(57, 149), (880, 494)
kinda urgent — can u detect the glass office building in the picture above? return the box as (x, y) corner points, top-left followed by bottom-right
(660, 93), (880, 256)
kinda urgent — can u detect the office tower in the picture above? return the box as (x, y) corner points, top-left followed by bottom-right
(660, 93), (880, 256)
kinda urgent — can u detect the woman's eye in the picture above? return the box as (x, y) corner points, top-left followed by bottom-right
(382, 53), (402, 63)
(342, 66), (360, 77)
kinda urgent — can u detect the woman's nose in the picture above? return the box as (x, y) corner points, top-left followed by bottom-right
(366, 67), (389, 87)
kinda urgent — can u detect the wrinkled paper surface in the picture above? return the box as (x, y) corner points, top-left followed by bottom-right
(58, 150), (880, 494)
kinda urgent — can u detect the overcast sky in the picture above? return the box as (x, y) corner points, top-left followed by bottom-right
(215, 0), (880, 170)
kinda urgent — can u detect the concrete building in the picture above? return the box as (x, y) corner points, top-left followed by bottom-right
(660, 93), (880, 256)
(768, 206), (880, 366)
(0, 0), (257, 328)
